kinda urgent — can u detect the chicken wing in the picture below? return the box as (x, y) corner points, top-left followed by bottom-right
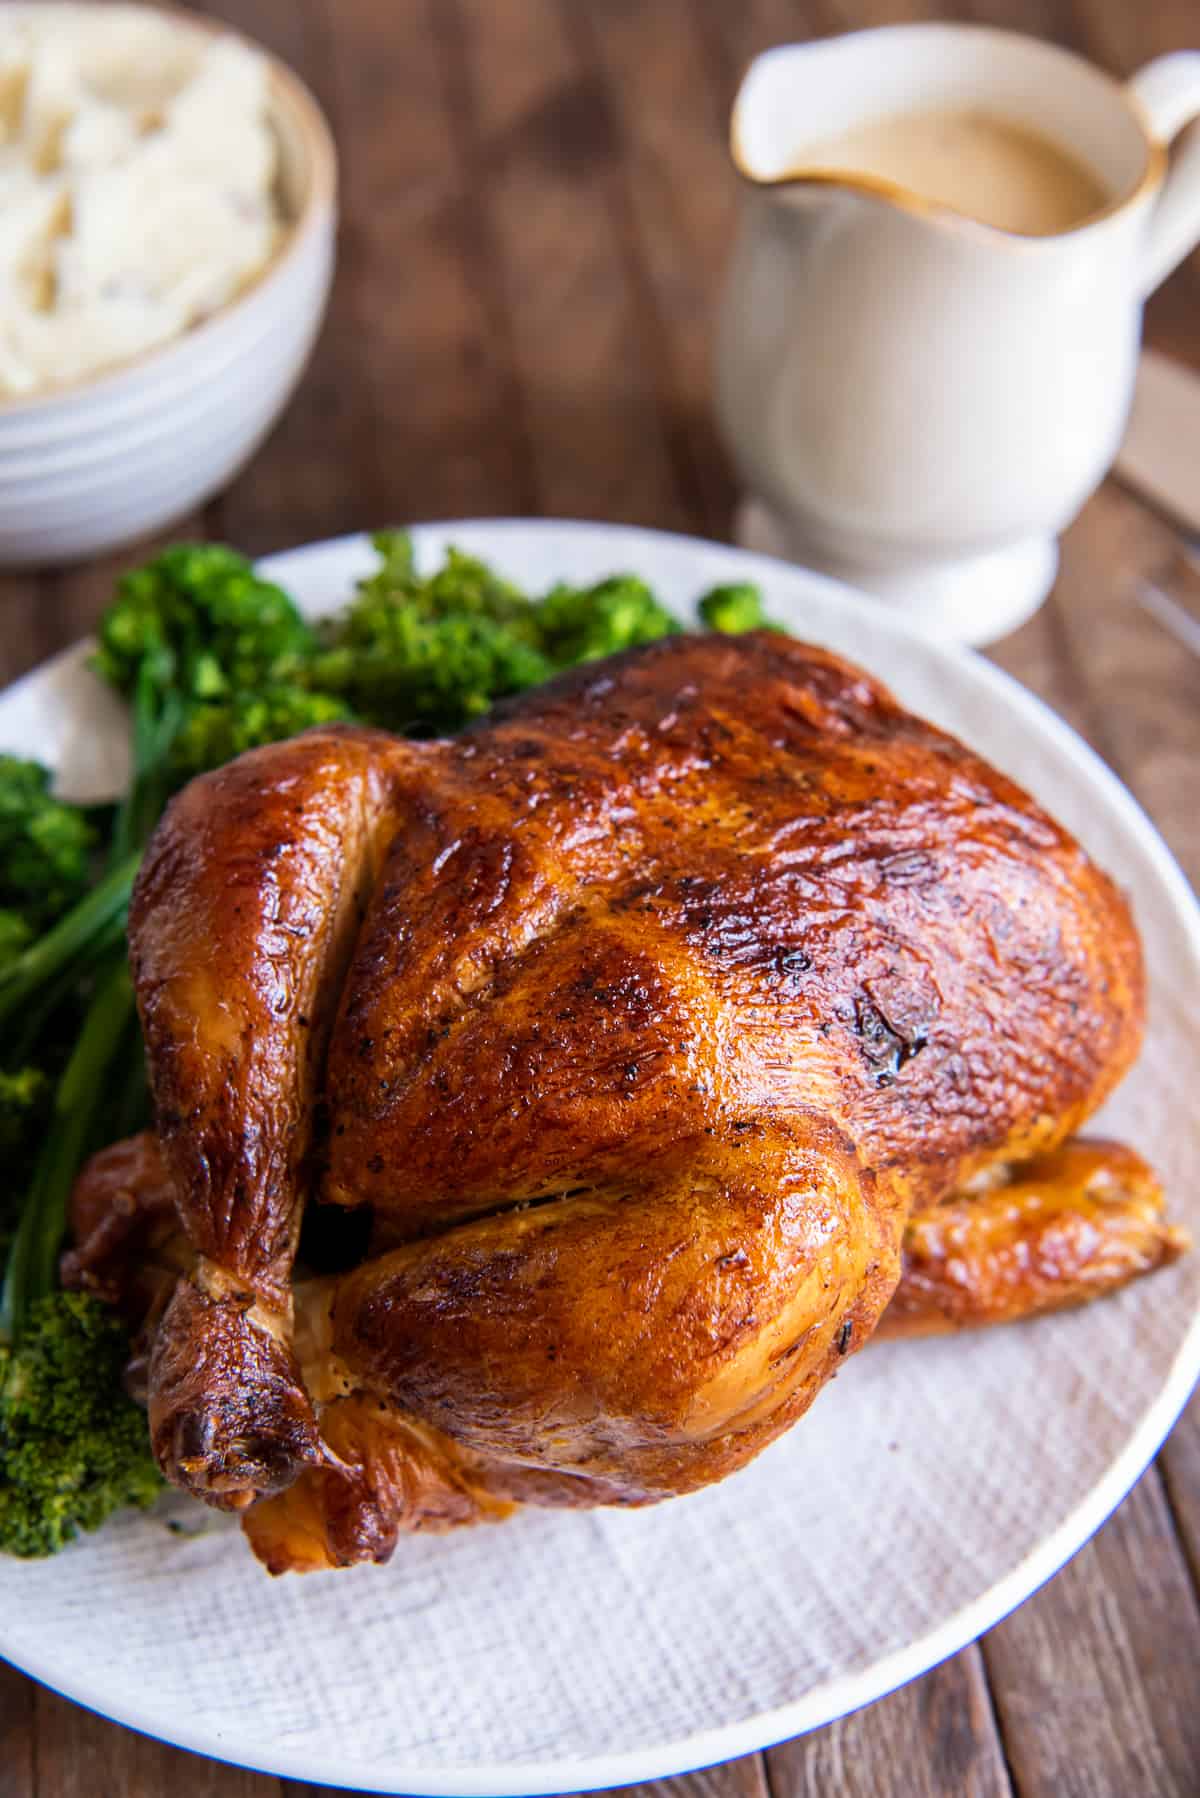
(879, 1139), (1187, 1339)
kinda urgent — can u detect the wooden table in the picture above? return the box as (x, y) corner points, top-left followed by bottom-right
(3, 1), (1199, 1793)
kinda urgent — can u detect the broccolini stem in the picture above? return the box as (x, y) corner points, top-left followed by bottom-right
(0, 955), (135, 1344)
(7, 911), (129, 1068)
(0, 853), (140, 1031)
(110, 1010), (151, 1143)
(108, 675), (184, 869)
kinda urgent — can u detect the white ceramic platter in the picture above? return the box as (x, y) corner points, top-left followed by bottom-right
(1, 521), (1197, 1795)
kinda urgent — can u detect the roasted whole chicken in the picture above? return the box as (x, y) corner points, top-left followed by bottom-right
(66, 632), (1185, 1572)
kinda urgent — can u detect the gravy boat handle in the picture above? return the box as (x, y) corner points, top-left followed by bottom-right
(1128, 53), (1200, 296)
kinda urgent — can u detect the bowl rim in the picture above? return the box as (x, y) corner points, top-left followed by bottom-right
(0, 0), (337, 421)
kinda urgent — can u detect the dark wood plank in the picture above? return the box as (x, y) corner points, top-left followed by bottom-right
(1035, 476), (1200, 1687)
(1073, 0), (1200, 80)
(597, 1761), (773, 1798)
(286, 1765), (772, 1798)
(693, 0), (946, 91)
(195, 0), (363, 552)
(195, 0), (313, 65)
(214, 0), (534, 552)
(198, 0), (596, 557)
(307, 0), (532, 535)
(987, 584), (1107, 752)
(581, 0), (739, 535)
(283, 1755), (771, 1798)
(1161, 1390), (1200, 1600)
(444, 0), (691, 527)
(33, 1687), (278, 1798)
(1048, 486), (1200, 881)
(0, 576), (47, 688)
(193, 0), (377, 550)
(0, 1658), (35, 1798)
(766, 1646), (1012, 1798)
(983, 1476), (1200, 1797)
(985, 483), (1200, 1797)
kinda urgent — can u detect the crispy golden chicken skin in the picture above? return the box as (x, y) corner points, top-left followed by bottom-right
(109, 630), (1171, 1569)
(878, 1139), (1186, 1340)
(68, 1126), (1184, 1571)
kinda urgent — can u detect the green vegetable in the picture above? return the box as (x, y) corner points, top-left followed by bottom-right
(0, 1293), (161, 1557)
(0, 1066), (50, 1269)
(0, 911), (33, 968)
(0, 756), (96, 929)
(94, 543), (340, 862)
(309, 533), (680, 736)
(309, 535), (551, 734)
(93, 543), (316, 705)
(698, 582), (776, 634)
(0, 854), (139, 1036)
(0, 1063), (49, 1161)
(168, 684), (350, 781)
(312, 612), (553, 736)
(1, 956), (135, 1344)
(536, 574), (679, 665)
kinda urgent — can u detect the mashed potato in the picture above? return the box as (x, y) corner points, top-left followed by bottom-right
(0, 6), (282, 398)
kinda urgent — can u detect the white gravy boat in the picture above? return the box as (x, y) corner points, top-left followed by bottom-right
(715, 25), (1200, 644)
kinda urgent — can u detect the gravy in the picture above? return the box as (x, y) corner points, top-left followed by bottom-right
(795, 108), (1109, 235)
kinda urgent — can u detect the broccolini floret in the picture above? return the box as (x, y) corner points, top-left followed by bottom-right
(411, 545), (538, 634)
(311, 611), (554, 737)
(536, 574), (679, 664)
(93, 544), (339, 861)
(0, 756), (96, 929)
(169, 685), (351, 781)
(698, 582), (775, 634)
(308, 535), (547, 734)
(0, 1293), (161, 1557)
(310, 533), (684, 736)
(93, 543), (317, 704)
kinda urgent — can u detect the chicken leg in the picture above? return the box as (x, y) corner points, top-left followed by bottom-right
(129, 727), (412, 1505)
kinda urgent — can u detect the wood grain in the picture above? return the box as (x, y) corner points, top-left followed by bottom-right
(199, 0), (368, 552)
(983, 1477), (1200, 1797)
(0, 575), (43, 689)
(447, 0), (691, 526)
(581, 0), (739, 533)
(0, 1658), (34, 1798)
(2, 0), (1199, 1794)
(594, 1762), (773, 1798)
(282, 1756), (773, 1798)
(32, 1688), (278, 1798)
(765, 1647), (1013, 1798)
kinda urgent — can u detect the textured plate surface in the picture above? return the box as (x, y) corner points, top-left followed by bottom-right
(1, 521), (1197, 1795)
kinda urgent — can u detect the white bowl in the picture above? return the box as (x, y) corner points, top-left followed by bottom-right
(0, 5), (337, 566)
